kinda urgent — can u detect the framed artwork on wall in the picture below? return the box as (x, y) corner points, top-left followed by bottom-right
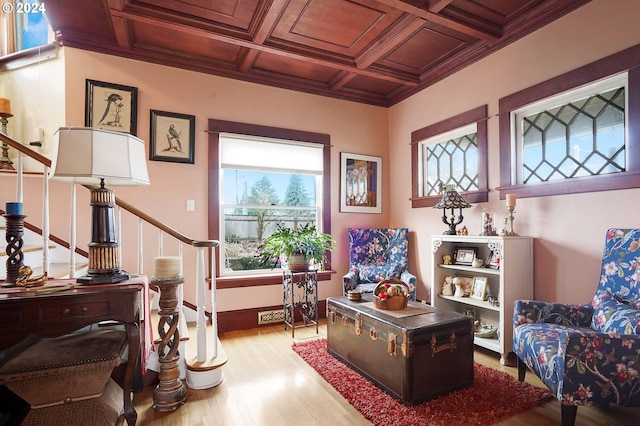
(149, 110), (195, 164)
(85, 79), (138, 136)
(340, 152), (382, 213)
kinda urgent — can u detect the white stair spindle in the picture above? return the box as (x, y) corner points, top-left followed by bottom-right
(69, 185), (77, 278)
(137, 218), (144, 275)
(42, 165), (49, 274)
(158, 231), (163, 256)
(16, 152), (23, 202)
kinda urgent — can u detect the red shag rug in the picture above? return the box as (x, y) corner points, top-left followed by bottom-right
(292, 338), (552, 426)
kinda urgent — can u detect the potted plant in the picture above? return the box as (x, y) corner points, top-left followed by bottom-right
(257, 223), (334, 271)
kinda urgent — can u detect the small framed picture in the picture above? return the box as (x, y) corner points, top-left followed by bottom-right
(149, 110), (196, 164)
(454, 247), (477, 265)
(486, 250), (501, 269)
(471, 276), (488, 300)
(85, 79), (138, 135)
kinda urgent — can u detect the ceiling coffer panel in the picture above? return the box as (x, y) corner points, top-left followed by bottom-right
(132, 21), (241, 64)
(134, 0), (258, 30)
(37, 0), (592, 106)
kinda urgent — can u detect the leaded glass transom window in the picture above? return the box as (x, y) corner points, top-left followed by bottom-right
(516, 75), (627, 184)
(419, 125), (478, 196)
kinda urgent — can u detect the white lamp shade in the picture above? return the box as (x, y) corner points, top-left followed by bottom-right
(50, 127), (150, 186)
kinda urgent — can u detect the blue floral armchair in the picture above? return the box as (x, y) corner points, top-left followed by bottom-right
(343, 228), (416, 300)
(513, 228), (640, 426)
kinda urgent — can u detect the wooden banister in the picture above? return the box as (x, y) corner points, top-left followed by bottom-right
(0, 132), (51, 167)
(3, 130), (223, 388)
(82, 185), (218, 249)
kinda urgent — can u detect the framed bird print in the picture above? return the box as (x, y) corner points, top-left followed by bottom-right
(149, 110), (195, 164)
(85, 79), (138, 135)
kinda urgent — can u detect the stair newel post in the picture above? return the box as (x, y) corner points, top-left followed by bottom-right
(210, 245), (218, 358)
(195, 245), (207, 362)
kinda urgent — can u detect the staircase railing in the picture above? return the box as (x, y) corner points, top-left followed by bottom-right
(0, 131), (221, 384)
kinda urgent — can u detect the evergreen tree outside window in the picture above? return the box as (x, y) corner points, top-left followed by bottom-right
(219, 134), (324, 275)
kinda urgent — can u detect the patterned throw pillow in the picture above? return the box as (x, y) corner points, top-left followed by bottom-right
(592, 291), (640, 335)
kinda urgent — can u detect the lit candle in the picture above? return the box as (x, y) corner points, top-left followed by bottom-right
(0, 98), (11, 116)
(506, 194), (516, 208)
(6, 202), (23, 215)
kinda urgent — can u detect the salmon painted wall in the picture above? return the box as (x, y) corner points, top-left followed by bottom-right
(388, 0), (640, 304)
(1, 47), (389, 311)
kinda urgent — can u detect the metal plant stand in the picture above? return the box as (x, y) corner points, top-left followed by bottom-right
(282, 269), (318, 338)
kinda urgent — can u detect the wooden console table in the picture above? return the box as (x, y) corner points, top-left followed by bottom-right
(0, 277), (148, 425)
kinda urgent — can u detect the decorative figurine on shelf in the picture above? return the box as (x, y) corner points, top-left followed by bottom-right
(456, 225), (469, 236)
(480, 208), (497, 236)
(453, 276), (466, 297)
(499, 217), (509, 236)
(441, 276), (454, 296)
(472, 257), (484, 268)
(442, 254), (452, 265)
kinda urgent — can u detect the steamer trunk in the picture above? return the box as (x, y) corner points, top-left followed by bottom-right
(327, 296), (474, 405)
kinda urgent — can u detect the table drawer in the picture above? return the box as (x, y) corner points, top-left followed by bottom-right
(40, 300), (110, 320)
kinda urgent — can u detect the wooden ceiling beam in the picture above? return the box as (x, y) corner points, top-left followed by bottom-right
(107, 0), (131, 48)
(238, 0), (288, 72)
(109, 8), (420, 86)
(354, 14), (425, 69)
(376, 0), (499, 41)
(427, 0), (455, 14)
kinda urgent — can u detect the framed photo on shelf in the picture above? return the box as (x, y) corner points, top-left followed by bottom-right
(471, 276), (488, 300)
(486, 250), (501, 269)
(149, 110), (195, 164)
(340, 152), (382, 214)
(85, 79), (138, 135)
(454, 247), (477, 265)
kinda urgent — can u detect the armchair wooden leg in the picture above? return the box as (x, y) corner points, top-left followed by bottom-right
(561, 405), (577, 426)
(516, 356), (527, 381)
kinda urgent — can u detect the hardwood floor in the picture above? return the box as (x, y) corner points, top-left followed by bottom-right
(133, 321), (639, 425)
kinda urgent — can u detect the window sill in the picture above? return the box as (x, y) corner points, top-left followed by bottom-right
(216, 270), (336, 289)
(0, 42), (59, 72)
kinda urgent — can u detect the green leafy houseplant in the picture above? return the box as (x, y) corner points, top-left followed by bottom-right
(257, 223), (334, 271)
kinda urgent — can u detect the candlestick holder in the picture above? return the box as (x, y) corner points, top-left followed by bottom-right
(0, 113), (15, 170)
(505, 206), (518, 236)
(3, 213), (26, 287)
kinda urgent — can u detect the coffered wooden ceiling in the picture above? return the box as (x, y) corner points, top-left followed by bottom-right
(42, 0), (590, 107)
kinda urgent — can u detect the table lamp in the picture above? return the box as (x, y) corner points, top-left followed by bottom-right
(433, 187), (472, 235)
(50, 127), (150, 284)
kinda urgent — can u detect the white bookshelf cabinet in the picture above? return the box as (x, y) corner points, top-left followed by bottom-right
(430, 235), (533, 365)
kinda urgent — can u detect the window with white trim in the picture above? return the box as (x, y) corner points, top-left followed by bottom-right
(219, 134), (325, 276)
(410, 105), (488, 208)
(0, 0), (52, 56)
(513, 74), (627, 184)
(498, 45), (640, 199)
(418, 123), (478, 197)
